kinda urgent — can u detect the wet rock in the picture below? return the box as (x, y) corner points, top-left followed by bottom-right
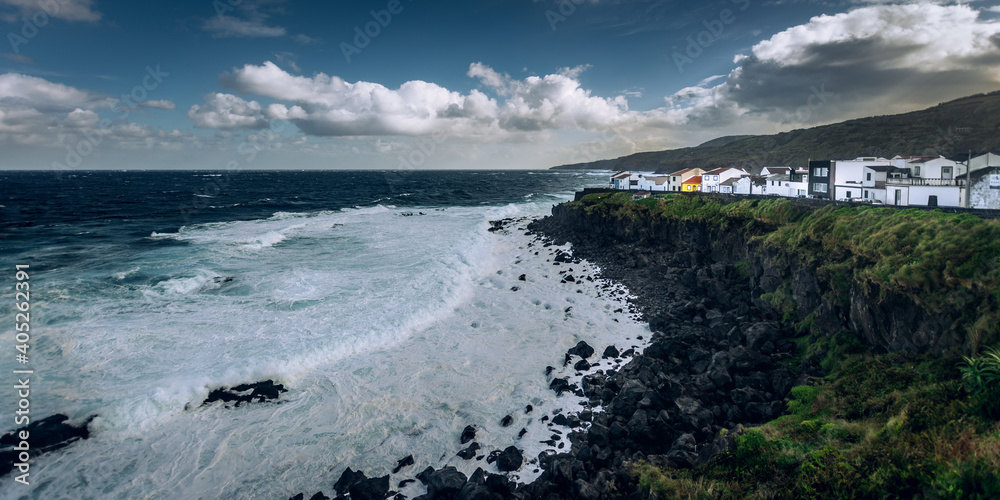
(202, 380), (287, 407)
(496, 446), (523, 472)
(348, 475), (389, 500)
(458, 442), (480, 460)
(500, 415), (513, 427)
(460, 425), (477, 444)
(418, 466), (468, 498)
(334, 468), (367, 496)
(393, 455), (415, 474)
(567, 341), (595, 359)
(0, 414), (94, 477)
(602, 345), (620, 359)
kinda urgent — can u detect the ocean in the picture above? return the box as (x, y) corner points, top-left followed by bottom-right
(0, 170), (649, 499)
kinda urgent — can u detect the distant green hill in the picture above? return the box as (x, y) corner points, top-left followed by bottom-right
(551, 91), (1000, 173)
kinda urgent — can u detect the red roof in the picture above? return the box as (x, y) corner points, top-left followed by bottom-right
(682, 176), (703, 184)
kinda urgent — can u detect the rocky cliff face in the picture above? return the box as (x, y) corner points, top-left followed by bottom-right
(539, 197), (971, 356)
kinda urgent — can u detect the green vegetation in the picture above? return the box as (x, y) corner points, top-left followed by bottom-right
(565, 193), (1000, 497)
(571, 193), (1000, 349)
(632, 350), (1000, 499)
(553, 90), (1000, 173)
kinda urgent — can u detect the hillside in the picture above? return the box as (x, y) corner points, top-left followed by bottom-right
(552, 91), (1000, 173)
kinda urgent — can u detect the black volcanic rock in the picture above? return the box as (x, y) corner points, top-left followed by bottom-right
(334, 468), (367, 496)
(393, 455), (414, 474)
(418, 466), (467, 498)
(602, 345), (620, 359)
(460, 425), (477, 444)
(202, 380), (287, 407)
(567, 341), (595, 359)
(496, 446), (523, 472)
(500, 415), (513, 427)
(349, 475), (389, 500)
(0, 413), (94, 477)
(457, 442), (480, 460)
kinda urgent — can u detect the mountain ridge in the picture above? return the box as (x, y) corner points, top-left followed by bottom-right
(551, 90), (1000, 173)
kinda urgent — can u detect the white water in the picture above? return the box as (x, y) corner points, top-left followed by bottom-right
(1, 196), (648, 499)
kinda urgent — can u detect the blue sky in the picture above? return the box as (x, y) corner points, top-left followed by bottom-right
(1, 0), (999, 169)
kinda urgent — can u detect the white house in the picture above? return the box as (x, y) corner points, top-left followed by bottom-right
(832, 157), (895, 201)
(638, 175), (671, 192)
(701, 167), (748, 193)
(885, 155), (967, 207)
(763, 168), (810, 197)
(611, 171), (639, 190)
(733, 175), (766, 195)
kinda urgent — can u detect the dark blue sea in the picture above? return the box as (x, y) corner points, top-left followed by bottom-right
(0, 170), (648, 499)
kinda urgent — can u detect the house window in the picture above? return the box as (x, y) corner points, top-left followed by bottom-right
(813, 167), (829, 177)
(942, 166), (953, 180)
(812, 183), (827, 193)
(866, 173), (872, 181)
(846, 191), (852, 198)
(864, 190), (868, 198)
(914, 166), (921, 177)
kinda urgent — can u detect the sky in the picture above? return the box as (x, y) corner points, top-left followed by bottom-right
(0, 0), (999, 170)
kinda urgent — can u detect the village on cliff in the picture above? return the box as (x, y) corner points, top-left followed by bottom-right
(611, 153), (1000, 209)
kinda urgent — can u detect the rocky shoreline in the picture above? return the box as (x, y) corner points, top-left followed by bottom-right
(284, 201), (814, 499)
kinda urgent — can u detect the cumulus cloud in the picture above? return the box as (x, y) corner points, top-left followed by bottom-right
(0, 0), (101, 23)
(673, 3), (1000, 127)
(0, 73), (191, 151)
(188, 93), (269, 130)
(0, 72), (114, 110)
(206, 61), (637, 139)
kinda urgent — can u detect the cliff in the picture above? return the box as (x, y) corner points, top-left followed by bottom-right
(525, 192), (1000, 498)
(541, 192), (1000, 356)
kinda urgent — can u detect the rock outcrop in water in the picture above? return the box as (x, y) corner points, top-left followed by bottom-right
(201, 380), (288, 407)
(0, 414), (94, 477)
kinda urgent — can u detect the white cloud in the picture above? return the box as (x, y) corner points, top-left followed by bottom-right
(0, 73), (193, 152)
(0, 0), (101, 23)
(202, 16), (286, 38)
(188, 93), (269, 130)
(0, 72), (114, 110)
(213, 61), (638, 138)
(140, 99), (176, 110)
(670, 3), (1000, 128)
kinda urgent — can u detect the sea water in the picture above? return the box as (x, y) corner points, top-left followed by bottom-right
(0, 170), (648, 499)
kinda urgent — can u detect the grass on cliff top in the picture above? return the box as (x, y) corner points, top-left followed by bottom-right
(630, 341), (1000, 499)
(571, 193), (1000, 350)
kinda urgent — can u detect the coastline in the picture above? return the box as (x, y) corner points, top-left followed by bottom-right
(285, 195), (800, 499)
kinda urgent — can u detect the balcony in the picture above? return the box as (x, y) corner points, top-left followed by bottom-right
(886, 177), (965, 187)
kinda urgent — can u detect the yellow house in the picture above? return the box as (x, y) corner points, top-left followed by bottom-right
(667, 168), (705, 192)
(682, 175), (703, 192)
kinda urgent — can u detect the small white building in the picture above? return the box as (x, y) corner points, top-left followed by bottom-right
(610, 171), (639, 190)
(638, 175), (671, 192)
(701, 167), (749, 193)
(832, 157), (895, 201)
(733, 175), (766, 195)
